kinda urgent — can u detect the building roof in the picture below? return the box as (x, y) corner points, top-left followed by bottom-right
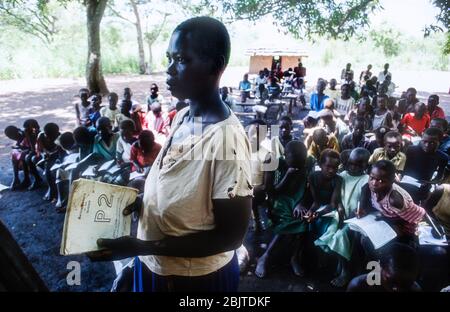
(245, 46), (309, 57)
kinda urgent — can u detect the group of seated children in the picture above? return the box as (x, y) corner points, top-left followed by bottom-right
(246, 80), (449, 291)
(4, 85), (186, 213)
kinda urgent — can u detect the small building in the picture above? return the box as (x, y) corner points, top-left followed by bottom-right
(245, 46), (309, 75)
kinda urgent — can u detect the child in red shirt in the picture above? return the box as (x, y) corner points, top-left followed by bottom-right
(130, 130), (162, 172)
(400, 102), (430, 137)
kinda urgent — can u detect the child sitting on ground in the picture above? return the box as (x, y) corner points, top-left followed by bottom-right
(340, 117), (370, 151)
(116, 120), (137, 164)
(22, 119), (42, 190)
(144, 102), (169, 137)
(400, 102), (430, 139)
(74, 88), (92, 127)
(369, 131), (406, 179)
(123, 87), (139, 111)
(372, 95), (393, 130)
(358, 160), (425, 254)
(129, 130), (161, 173)
(304, 149), (343, 247)
(4, 125), (33, 190)
(89, 94), (102, 128)
(401, 127), (448, 203)
(127, 130), (162, 193)
(347, 242), (421, 292)
(114, 99), (133, 131)
(36, 123), (62, 202)
(53, 131), (76, 212)
(315, 148), (370, 287)
(93, 117), (120, 162)
(100, 92), (120, 125)
(272, 116), (296, 158)
(307, 128), (340, 162)
(255, 141), (312, 278)
(69, 126), (98, 185)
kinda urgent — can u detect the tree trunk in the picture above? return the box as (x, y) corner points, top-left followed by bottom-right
(129, 0), (146, 75)
(86, 0), (109, 95)
(147, 41), (153, 73)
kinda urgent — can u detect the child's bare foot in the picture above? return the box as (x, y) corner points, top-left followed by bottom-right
(9, 179), (20, 191)
(331, 273), (350, 288)
(290, 256), (305, 277)
(255, 255), (268, 278)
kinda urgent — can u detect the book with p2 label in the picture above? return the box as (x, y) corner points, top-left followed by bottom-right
(60, 179), (138, 255)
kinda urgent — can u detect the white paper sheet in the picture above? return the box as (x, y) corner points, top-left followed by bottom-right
(345, 214), (397, 249)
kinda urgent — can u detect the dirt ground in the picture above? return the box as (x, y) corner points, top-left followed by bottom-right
(0, 71), (449, 292)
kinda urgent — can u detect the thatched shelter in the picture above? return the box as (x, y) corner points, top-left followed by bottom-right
(245, 46), (309, 74)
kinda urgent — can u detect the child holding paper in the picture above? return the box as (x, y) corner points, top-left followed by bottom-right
(358, 160), (426, 251)
(314, 148), (370, 287)
(303, 149), (343, 274)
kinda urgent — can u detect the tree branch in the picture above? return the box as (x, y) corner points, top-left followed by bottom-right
(107, 3), (136, 25)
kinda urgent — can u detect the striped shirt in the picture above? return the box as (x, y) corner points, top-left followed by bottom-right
(370, 183), (425, 235)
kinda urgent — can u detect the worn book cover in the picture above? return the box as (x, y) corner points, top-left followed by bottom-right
(60, 179), (138, 255)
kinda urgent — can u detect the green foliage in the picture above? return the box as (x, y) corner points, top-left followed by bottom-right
(203, 0), (382, 40)
(0, 0), (60, 44)
(369, 28), (401, 57)
(424, 0), (449, 54)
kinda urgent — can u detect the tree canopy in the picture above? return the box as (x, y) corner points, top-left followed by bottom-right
(203, 0), (382, 40)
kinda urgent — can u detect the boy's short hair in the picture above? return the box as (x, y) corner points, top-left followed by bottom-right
(340, 149), (352, 166)
(431, 118), (448, 132)
(139, 129), (154, 143)
(350, 147), (370, 163)
(120, 119), (135, 131)
(406, 87), (417, 94)
(280, 116), (293, 125)
(4, 125), (19, 139)
(151, 83), (159, 92)
(43, 123), (59, 135)
(174, 16), (231, 69)
(380, 242), (419, 276)
(108, 92), (118, 100)
(23, 119), (40, 130)
(96, 117), (111, 129)
(58, 132), (75, 150)
(424, 127), (443, 139)
(372, 160), (396, 180)
(124, 87), (132, 94)
(312, 128), (327, 143)
(319, 148), (340, 165)
(285, 140), (307, 158)
(73, 126), (91, 145)
(429, 94), (439, 101)
(384, 130), (402, 142)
